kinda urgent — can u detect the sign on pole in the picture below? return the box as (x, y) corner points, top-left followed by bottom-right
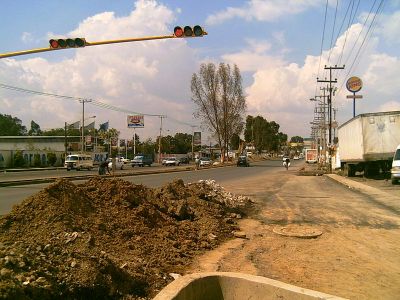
(127, 115), (144, 128)
(193, 132), (201, 145)
(346, 76), (363, 93)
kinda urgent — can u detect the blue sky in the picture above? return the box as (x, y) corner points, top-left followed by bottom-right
(1, 0), (400, 142)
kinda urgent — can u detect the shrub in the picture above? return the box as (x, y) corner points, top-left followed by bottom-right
(33, 154), (41, 167)
(47, 152), (57, 166)
(13, 150), (26, 167)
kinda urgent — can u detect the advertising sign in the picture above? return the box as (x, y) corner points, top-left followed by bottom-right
(193, 132), (201, 145)
(127, 115), (144, 128)
(346, 76), (363, 93)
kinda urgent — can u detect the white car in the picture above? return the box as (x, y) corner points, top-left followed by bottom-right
(108, 159), (125, 170)
(120, 157), (131, 164)
(164, 157), (180, 166)
(199, 157), (212, 166)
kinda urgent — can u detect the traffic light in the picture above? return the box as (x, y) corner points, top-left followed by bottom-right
(173, 25), (205, 38)
(49, 38), (86, 49)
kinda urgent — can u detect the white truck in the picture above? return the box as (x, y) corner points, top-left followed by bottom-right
(338, 111), (400, 177)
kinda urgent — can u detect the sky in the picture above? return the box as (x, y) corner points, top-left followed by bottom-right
(1, 0), (400, 143)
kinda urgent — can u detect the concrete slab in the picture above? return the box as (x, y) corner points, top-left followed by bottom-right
(153, 272), (348, 300)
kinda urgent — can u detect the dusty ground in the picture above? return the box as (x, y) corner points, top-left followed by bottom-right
(1, 164), (399, 299)
(0, 177), (253, 299)
(188, 166), (400, 300)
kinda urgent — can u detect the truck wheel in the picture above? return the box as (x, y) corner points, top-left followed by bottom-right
(392, 179), (398, 185)
(348, 165), (356, 177)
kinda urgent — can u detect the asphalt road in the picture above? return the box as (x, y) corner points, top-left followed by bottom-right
(0, 159), (300, 216)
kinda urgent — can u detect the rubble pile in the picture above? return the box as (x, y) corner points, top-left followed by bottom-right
(0, 177), (253, 299)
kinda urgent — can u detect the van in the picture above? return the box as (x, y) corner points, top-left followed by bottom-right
(391, 144), (400, 184)
(65, 154), (94, 171)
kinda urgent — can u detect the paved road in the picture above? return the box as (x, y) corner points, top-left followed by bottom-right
(0, 159), (301, 216)
(187, 161), (400, 299)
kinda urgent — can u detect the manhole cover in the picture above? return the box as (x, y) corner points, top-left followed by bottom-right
(273, 225), (323, 239)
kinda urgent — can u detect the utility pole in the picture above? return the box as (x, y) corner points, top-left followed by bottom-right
(158, 116), (165, 163)
(317, 65), (344, 172)
(190, 125), (196, 162)
(80, 99), (92, 153)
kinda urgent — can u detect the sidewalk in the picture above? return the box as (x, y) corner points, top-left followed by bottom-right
(297, 162), (400, 213)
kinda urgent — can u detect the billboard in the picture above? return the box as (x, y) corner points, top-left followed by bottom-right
(193, 132), (201, 145)
(127, 115), (144, 128)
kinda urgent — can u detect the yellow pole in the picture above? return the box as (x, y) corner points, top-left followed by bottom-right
(0, 32), (207, 59)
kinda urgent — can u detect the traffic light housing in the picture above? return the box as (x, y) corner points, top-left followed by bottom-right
(49, 38), (86, 49)
(173, 25), (205, 38)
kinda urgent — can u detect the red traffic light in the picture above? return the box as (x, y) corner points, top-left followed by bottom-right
(174, 26), (184, 38)
(49, 38), (86, 49)
(173, 25), (205, 38)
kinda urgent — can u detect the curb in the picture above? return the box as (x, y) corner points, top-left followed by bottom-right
(325, 173), (400, 213)
(0, 163), (234, 187)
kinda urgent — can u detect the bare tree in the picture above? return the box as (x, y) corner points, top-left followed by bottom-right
(191, 63), (246, 161)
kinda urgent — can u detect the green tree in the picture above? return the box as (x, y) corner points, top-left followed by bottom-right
(0, 114), (27, 136)
(13, 150), (25, 167)
(28, 120), (43, 136)
(47, 152), (57, 166)
(244, 115), (286, 154)
(230, 133), (241, 150)
(191, 63), (246, 161)
(33, 154), (41, 167)
(290, 136), (304, 143)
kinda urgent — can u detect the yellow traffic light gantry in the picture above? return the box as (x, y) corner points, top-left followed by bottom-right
(0, 26), (208, 59)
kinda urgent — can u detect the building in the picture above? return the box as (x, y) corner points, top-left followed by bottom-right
(0, 136), (107, 168)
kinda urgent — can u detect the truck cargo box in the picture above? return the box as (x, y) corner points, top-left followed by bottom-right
(338, 111), (400, 176)
(338, 111), (400, 162)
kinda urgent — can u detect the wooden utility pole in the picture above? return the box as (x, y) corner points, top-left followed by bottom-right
(317, 65), (344, 172)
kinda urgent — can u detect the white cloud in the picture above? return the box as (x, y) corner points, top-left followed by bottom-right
(206, 0), (322, 25)
(378, 101), (400, 112)
(0, 0), (200, 140)
(21, 32), (33, 44)
(226, 17), (400, 137)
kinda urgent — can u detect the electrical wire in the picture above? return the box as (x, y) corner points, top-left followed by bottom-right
(314, 0), (329, 98)
(0, 82), (198, 127)
(327, 0), (339, 65)
(337, 0), (385, 94)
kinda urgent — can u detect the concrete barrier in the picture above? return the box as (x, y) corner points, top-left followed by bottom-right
(153, 272), (347, 300)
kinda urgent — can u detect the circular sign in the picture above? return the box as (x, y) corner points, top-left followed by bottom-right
(346, 76), (363, 93)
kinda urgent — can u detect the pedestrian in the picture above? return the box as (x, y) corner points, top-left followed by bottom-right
(195, 156), (200, 170)
(98, 159), (110, 175)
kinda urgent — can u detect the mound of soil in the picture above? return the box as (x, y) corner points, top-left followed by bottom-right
(0, 177), (253, 299)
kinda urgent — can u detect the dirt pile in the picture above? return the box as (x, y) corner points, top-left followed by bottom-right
(0, 177), (253, 299)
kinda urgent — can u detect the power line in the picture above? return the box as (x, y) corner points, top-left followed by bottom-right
(0, 81), (198, 127)
(337, 0), (385, 94)
(314, 0), (329, 97)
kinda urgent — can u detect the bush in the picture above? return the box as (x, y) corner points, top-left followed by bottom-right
(13, 150), (26, 168)
(47, 152), (57, 166)
(33, 154), (41, 167)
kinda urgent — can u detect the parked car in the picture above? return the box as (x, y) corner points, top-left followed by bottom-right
(179, 157), (190, 164)
(131, 155), (153, 167)
(161, 157), (172, 166)
(237, 155), (250, 167)
(164, 157), (180, 166)
(120, 157), (131, 164)
(199, 157), (212, 167)
(108, 158), (125, 170)
(65, 154), (93, 171)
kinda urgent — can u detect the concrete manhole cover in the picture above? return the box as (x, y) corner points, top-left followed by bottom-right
(273, 225), (323, 239)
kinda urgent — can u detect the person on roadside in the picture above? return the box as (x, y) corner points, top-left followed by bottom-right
(195, 156), (200, 170)
(98, 159), (110, 175)
(283, 157), (290, 170)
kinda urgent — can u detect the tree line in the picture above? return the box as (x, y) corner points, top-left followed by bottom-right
(1, 62), (293, 158)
